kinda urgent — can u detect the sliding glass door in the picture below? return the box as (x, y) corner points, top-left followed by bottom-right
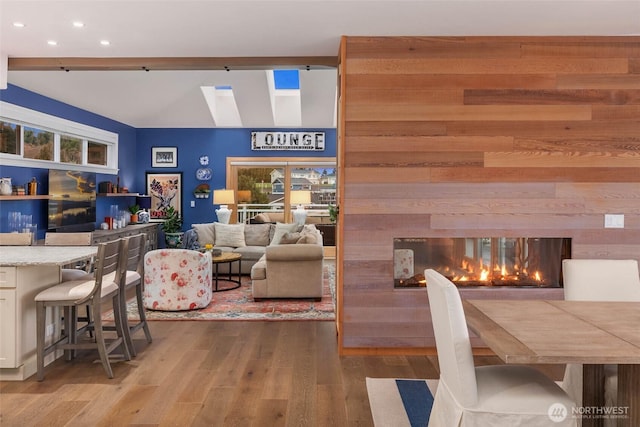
(228, 158), (336, 224)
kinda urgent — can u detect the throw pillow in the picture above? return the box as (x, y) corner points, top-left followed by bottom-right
(214, 222), (246, 247)
(254, 213), (271, 223)
(280, 232), (301, 244)
(296, 233), (318, 244)
(245, 223), (271, 246)
(192, 223), (216, 246)
(269, 222), (300, 246)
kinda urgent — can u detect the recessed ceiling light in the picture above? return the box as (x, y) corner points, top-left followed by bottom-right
(100, 40), (110, 46)
(72, 21), (84, 28)
(47, 40), (58, 46)
(13, 22), (25, 28)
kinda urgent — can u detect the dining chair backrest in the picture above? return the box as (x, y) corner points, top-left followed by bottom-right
(74, 239), (122, 305)
(0, 232), (32, 246)
(562, 259), (640, 301)
(124, 233), (146, 274)
(425, 268), (478, 407)
(45, 232), (93, 246)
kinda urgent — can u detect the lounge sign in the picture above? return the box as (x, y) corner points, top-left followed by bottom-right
(251, 131), (325, 151)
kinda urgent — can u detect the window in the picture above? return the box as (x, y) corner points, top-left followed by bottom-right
(229, 157), (337, 224)
(0, 102), (118, 173)
(23, 126), (54, 161)
(87, 141), (108, 166)
(60, 134), (82, 164)
(0, 121), (20, 155)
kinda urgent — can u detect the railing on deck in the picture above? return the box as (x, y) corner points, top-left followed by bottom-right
(237, 203), (331, 224)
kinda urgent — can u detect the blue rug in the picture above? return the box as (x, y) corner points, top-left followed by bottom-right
(366, 378), (436, 426)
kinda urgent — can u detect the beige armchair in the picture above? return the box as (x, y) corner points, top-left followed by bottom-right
(251, 244), (324, 300)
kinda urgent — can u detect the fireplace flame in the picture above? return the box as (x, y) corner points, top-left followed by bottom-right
(450, 260), (545, 285)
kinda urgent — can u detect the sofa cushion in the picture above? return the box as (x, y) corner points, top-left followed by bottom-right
(214, 223), (246, 247)
(245, 223), (271, 246)
(192, 223), (216, 246)
(254, 213), (271, 223)
(251, 257), (267, 280)
(280, 232), (301, 244)
(269, 222), (300, 246)
(297, 232), (318, 244)
(233, 245), (266, 262)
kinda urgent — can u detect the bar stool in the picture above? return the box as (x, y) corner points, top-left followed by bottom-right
(117, 233), (153, 356)
(34, 238), (131, 380)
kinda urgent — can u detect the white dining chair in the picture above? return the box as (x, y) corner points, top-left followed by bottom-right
(561, 258), (640, 419)
(425, 269), (576, 427)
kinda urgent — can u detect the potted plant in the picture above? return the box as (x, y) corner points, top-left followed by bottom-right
(328, 204), (339, 224)
(161, 206), (184, 248)
(128, 204), (140, 223)
(194, 183), (211, 199)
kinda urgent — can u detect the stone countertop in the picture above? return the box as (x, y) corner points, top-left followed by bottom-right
(0, 246), (97, 266)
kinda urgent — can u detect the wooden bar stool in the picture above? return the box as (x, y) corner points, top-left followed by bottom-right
(34, 238), (131, 381)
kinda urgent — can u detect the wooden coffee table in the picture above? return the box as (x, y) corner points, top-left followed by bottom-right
(211, 252), (242, 292)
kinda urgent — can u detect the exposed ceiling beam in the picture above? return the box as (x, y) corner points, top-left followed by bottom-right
(8, 56), (338, 72)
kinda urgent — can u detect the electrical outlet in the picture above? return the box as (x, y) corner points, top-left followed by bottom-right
(190, 200), (195, 208)
(45, 324), (55, 337)
(604, 214), (624, 229)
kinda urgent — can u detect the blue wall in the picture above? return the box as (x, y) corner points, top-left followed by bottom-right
(0, 84), (336, 237)
(136, 128), (336, 227)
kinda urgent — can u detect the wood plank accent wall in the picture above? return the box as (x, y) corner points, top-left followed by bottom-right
(338, 36), (640, 353)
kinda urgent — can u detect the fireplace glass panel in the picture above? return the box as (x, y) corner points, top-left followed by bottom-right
(393, 237), (570, 288)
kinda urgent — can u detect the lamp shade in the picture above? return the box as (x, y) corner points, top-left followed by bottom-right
(213, 189), (235, 205)
(137, 195), (152, 210)
(290, 190), (311, 205)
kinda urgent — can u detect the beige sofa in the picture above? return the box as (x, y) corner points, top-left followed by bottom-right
(250, 211), (333, 225)
(183, 222), (323, 275)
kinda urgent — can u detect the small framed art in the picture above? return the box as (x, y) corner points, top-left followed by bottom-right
(152, 147), (177, 167)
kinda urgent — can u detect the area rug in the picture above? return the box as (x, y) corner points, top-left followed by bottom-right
(366, 377), (437, 427)
(104, 262), (335, 321)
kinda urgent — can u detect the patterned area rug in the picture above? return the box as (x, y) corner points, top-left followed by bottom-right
(105, 261), (335, 321)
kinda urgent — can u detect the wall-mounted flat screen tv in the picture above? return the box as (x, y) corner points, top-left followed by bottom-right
(48, 170), (97, 232)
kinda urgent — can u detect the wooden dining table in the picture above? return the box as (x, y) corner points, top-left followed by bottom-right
(463, 299), (640, 427)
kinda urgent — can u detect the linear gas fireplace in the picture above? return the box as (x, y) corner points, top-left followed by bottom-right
(394, 237), (571, 288)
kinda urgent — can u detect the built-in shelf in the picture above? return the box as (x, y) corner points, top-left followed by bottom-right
(0, 195), (50, 200)
(1, 193), (141, 201)
(97, 193), (140, 197)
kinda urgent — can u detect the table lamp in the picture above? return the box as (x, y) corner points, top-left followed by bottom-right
(214, 189), (235, 224)
(290, 190), (311, 226)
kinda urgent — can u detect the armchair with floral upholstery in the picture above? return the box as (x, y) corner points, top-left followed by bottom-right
(143, 249), (212, 311)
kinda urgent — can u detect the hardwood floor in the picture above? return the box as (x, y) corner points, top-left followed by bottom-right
(0, 320), (563, 426)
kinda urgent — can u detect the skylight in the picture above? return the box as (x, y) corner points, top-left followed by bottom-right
(267, 69), (301, 126)
(200, 85), (243, 127)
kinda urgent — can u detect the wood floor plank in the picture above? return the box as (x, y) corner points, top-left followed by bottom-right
(0, 320), (522, 426)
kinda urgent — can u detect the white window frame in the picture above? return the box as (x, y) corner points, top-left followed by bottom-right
(0, 101), (119, 174)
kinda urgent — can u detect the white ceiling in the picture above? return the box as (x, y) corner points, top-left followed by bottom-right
(2, 0), (639, 128)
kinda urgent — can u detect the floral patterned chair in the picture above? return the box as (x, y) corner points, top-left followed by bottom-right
(143, 249), (212, 311)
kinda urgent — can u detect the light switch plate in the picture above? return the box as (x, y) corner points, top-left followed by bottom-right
(190, 200), (196, 208)
(604, 214), (624, 228)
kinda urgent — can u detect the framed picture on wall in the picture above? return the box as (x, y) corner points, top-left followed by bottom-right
(146, 172), (182, 222)
(152, 146), (177, 167)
